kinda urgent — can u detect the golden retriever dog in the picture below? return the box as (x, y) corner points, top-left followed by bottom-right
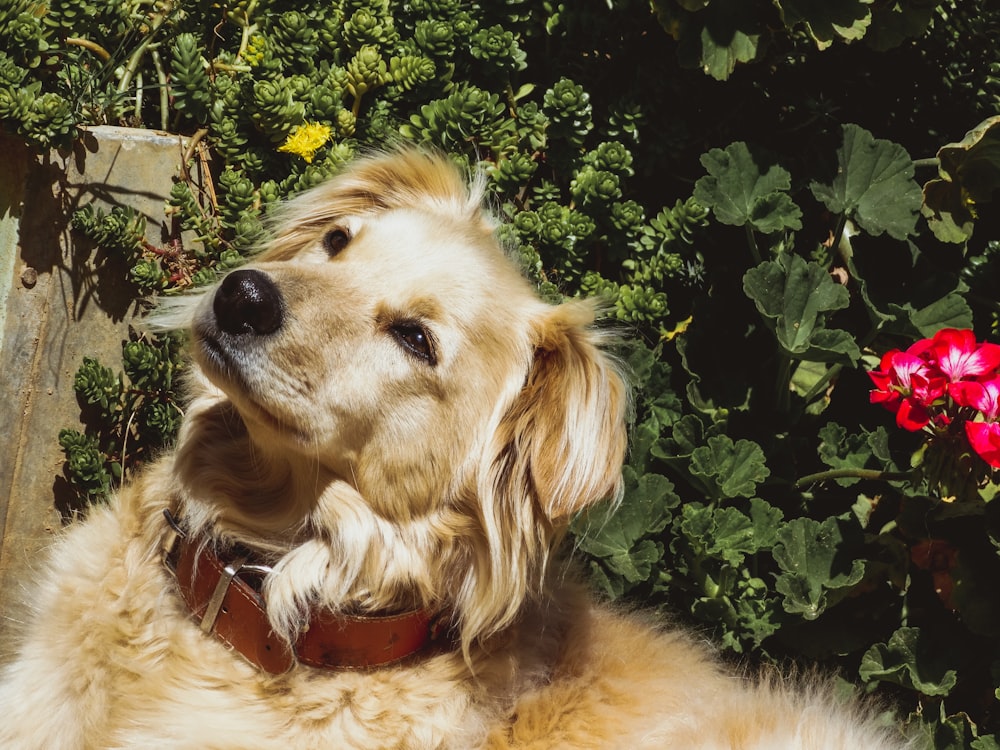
(0, 150), (914, 748)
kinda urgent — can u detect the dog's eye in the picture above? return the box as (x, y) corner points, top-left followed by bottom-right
(323, 228), (351, 257)
(390, 322), (437, 366)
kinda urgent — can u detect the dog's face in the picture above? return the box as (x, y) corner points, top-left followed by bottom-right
(173, 152), (629, 643)
(192, 201), (539, 519)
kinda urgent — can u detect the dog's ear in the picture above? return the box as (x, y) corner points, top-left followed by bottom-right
(493, 299), (630, 522)
(455, 299), (629, 650)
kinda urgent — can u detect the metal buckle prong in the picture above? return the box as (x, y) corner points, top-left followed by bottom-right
(201, 553), (250, 634)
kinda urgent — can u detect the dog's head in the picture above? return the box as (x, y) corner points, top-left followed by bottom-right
(169, 150), (629, 649)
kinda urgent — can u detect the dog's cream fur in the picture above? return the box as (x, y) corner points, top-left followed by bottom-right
(0, 151), (914, 748)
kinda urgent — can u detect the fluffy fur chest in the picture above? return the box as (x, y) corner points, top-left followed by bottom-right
(4, 496), (521, 749)
(0, 476), (914, 750)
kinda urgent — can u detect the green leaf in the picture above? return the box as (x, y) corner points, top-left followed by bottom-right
(710, 507), (754, 555)
(698, 28), (760, 81)
(789, 359), (833, 414)
(747, 497), (785, 550)
(810, 123), (921, 240)
(732, 573), (785, 645)
(677, 501), (714, 549)
(667, 0), (763, 81)
(708, 500), (784, 562)
(693, 142), (802, 232)
(573, 468), (676, 586)
(585, 558), (622, 600)
(664, 414), (705, 457)
(609, 538), (665, 583)
(773, 516), (866, 619)
(909, 293), (975, 337)
(817, 422), (878, 486)
(865, 0), (938, 51)
(920, 710), (977, 750)
(922, 115), (1000, 244)
(859, 626), (958, 697)
(774, 0), (873, 50)
(879, 293), (974, 339)
(804, 327), (863, 364)
(673, 501), (785, 651)
(689, 434), (770, 500)
(743, 252), (859, 363)
(651, 414), (720, 496)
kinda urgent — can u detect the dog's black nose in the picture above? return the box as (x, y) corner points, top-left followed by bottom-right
(213, 269), (284, 335)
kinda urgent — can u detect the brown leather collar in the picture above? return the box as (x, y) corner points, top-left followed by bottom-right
(162, 511), (447, 674)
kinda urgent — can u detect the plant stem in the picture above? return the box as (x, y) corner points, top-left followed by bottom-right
(794, 467), (916, 488)
(831, 213), (850, 261)
(117, 2), (173, 104)
(182, 127), (210, 167)
(151, 49), (168, 131)
(214, 62), (253, 73)
(776, 352), (792, 413)
(233, 1), (259, 63)
(801, 363), (842, 404)
(134, 70), (143, 121)
(65, 37), (112, 62)
(745, 223), (762, 265)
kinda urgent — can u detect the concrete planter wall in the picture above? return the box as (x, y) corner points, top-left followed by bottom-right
(0, 126), (191, 648)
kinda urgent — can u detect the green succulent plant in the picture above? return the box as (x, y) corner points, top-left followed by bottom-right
(543, 77), (592, 151)
(170, 32), (212, 125)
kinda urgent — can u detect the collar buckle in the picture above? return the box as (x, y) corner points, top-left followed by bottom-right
(162, 512), (448, 674)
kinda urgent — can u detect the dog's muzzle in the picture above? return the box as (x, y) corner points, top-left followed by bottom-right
(213, 269), (285, 336)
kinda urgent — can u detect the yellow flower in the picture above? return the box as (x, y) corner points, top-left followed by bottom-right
(243, 33), (266, 67)
(278, 123), (332, 164)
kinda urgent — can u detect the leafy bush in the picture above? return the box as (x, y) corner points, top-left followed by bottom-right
(4, 0), (1000, 745)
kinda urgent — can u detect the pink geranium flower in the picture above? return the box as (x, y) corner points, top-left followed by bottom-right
(868, 349), (947, 431)
(923, 328), (1000, 385)
(950, 377), (1000, 416)
(869, 330), (1000, 473)
(965, 422), (1000, 468)
(951, 377), (1000, 468)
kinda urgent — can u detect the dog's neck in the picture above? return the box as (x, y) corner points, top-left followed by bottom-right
(172, 397), (330, 545)
(165, 392), (456, 663)
(169, 390), (558, 667)
(162, 509), (452, 673)
(170, 396), (456, 620)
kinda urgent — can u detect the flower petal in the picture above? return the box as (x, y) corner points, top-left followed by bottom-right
(950, 380), (989, 411)
(930, 328), (1000, 381)
(965, 421), (1000, 468)
(896, 397), (931, 431)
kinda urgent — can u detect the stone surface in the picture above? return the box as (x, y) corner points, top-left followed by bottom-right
(0, 126), (191, 656)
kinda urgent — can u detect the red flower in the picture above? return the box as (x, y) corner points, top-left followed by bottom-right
(869, 330), (1000, 470)
(951, 377), (1000, 468)
(868, 349), (946, 431)
(965, 422), (1000, 468)
(950, 377), (1000, 417)
(923, 328), (1000, 385)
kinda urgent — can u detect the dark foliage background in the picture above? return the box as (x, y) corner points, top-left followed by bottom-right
(3, 1), (999, 745)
